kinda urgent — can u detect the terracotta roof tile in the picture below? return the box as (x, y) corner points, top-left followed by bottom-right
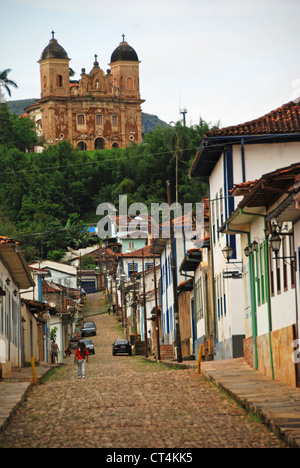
(0, 236), (18, 245)
(207, 100), (300, 137)
(122, 244), (158, 258)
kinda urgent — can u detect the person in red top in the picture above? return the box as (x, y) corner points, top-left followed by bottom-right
(75, 342), (89, 379)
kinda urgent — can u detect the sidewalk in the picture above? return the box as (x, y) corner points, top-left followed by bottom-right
(0, 362), (61, 434)
(161, 357), (300, 448)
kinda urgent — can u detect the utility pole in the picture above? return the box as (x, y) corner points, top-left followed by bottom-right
(166, 180), (182, 363)
(152, 244), (160, 361)
(142, 248), (148, 358)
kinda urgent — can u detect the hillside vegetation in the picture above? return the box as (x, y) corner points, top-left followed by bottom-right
(0, 101), (219, 261)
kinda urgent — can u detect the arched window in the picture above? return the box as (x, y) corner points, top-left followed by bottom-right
(57, 74), (63, 87)
(127, 77), (134, 90)
(112, 142), (119, 148)
(43, 76), (47, 89)
(95, 138), (105, 150)
(77, 141), (87, 150)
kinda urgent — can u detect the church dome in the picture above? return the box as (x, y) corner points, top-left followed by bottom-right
(110, 40), (139, 63)
(40, 33), (69, 61)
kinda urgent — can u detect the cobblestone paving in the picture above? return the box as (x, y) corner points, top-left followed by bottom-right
(0, 294), (288, 448)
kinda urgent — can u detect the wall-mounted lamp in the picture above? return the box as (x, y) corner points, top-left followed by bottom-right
(269, 233), (282, 256)
(244, 245), (251, 257)
(222, 245), (233, 263)
(269, 233), (296, 262)
(244, 240), (259, 257)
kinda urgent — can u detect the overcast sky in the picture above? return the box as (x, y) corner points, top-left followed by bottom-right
(1, 0), (300, 128)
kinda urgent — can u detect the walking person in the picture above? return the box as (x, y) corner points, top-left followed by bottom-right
(51, 340), (59, 364)
(74, 342), (89, 380)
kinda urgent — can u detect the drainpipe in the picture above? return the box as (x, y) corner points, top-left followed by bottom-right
(241, 138), (246, 183)
(248, 232), (258, 369)
(240, 208), (274, 377)
(264, 233), (274, 380)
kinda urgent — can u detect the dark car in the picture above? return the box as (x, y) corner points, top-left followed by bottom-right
(112, 339), (132, 356)
(79, 339), (95, 355)
(81, 321), (96, 337)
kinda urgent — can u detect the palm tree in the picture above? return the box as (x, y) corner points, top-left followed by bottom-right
(0, 69), (18, 98)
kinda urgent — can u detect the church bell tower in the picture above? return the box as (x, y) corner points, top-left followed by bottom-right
(39, 31), (70, 98)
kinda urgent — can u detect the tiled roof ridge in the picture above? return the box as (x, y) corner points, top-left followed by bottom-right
(206, 100), (300, 137)
(0, 235), (18, 245)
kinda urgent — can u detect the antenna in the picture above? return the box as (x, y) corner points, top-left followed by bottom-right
(179, 89), (187, 126)
(179, 108), (188, 126)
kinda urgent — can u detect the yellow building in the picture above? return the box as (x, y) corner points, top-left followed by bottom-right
(26, 32), (144, 150)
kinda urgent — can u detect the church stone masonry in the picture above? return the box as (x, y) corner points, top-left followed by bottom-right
(26, 33), (144, 150)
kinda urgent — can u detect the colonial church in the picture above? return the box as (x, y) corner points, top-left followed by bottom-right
(26, 32), (144, 150)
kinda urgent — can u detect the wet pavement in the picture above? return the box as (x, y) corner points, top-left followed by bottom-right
(0, 292), (293, 448)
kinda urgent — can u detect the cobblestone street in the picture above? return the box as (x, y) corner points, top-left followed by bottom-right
(0, 293), (287, 449)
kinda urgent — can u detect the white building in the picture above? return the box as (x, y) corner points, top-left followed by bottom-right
(29, 260), (78, 290)
(0, 237), (34, 371)
(190, 99), (300, 362)
(226, 162), (300, 386)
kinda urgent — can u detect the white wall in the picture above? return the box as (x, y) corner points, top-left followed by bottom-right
(233, 142), (300, 183)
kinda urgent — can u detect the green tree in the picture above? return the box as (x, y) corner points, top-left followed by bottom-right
(10, 114), (38, 152)
(0, 103), (13, 145)
(0, 69), (18, 98)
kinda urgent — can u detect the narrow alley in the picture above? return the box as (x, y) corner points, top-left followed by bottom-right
(0, 293), (287, 449)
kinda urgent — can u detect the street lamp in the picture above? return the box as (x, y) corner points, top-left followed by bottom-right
(244, 245), (251, 257)
(222, 244), (233, 263)
(269, 233), (281, 256)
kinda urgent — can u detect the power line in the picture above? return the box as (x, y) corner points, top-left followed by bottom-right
(0, 147), (198, 177)
(0, 132), (286, 177)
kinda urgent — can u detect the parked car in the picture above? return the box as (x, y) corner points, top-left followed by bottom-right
(112, 339), (132, 356)
(79, 339), (95, 355)
(81, 321), (96, 337)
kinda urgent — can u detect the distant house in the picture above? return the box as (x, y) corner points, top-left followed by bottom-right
(153, 215), (195, 356)
(29, 260), (78, 290)
(21, 299), (50, 365)
(0, 236), (34, 373)
(179, 200), (213, 360)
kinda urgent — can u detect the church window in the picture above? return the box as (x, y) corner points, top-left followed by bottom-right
(43, 76), (47, 89)
(127, 77), (134, 90)
(95, 114), (103, 127)
(57, 74), (63, 87)
(77, 114), (86, 126)
(95, 138), (105, 150)
(112, 115), (118, 127)
(77, 141), (87, 150)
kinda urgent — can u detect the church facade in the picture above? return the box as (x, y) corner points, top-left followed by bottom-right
(26, 33), (144, 150)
